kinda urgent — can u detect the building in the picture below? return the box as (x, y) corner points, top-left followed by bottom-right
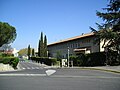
(47, 32), (105, 58)
(12, 48), (19, 57)
(0, 45), (19, 57)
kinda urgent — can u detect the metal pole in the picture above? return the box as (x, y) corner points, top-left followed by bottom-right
(68, 47), (69, 67)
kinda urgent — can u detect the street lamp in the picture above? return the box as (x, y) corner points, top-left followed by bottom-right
(68, 47), (69, 67)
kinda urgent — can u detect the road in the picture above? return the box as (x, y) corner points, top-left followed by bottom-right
(0, 60), (120, 90)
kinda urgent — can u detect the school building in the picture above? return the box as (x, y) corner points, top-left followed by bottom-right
(47, 32), (105, 58)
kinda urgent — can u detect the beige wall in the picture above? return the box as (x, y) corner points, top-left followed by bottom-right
(48, 36), (101, 58)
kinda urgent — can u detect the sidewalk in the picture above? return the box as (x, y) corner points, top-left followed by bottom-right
(84, 66), (120, 73)
(49, 65), (120, 73)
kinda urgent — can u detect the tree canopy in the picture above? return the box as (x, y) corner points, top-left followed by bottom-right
(38, 32), (48, 57)
(0, 22), (17, 47)
(18, 48), (28, 56)
(91, 0), (120, 65)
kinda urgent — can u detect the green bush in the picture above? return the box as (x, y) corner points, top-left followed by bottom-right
(106, 51), (120, 66)
(50, 58), (57, 65)
(1, 57), (19, 69)
(11, 57), (19, 69)
(70, 55), (79, 66)
(31, 57), (57, 66)
(1, 53), (14, 57)
(85, 52), (106, 66)
(77, 52), (106, 66)
(2, 57), (11, 64)
(0, 57), (3, 63)
(70, 52), (106, 66)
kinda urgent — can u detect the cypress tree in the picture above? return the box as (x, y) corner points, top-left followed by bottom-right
(32, 48), (35, 56)
(44, 35), (48, 57)
(40, 32), (44, 57)
(38, 32), (48, 57)
(38, 40), (41, 57)
(28, 45), (31, 60)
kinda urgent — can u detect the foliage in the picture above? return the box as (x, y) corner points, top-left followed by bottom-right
(85, 52), (106, 66)
(77, 53), (87, 66)
(40, 32), (44, 57)
(18, 48), (28, 56)
(44, 35), (47, 57)
(31, 57), (57, 66)
(1, 57), (19, 69)
(0, 53), (13, 57)
(27, 45), (31, 59)
(106, 50), (120, 65)
(69, 55), (79, 66)
(56, 51), (62, 61)
(38, 40), (41, 57)
(69, 52), (107, 66)
(0, 22), (17, 47)
(90, 0), (120, 64)
(32, 49), (35, 56)
(38, 32), (48, 57)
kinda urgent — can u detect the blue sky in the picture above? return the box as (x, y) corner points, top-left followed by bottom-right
(0, 0), (108, 50)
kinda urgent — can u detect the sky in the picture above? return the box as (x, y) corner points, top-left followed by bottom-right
(0, 0), (108, 50)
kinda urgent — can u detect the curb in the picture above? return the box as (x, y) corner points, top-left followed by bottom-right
(80, 68), (120, 74)
(49, 66), (120, 74)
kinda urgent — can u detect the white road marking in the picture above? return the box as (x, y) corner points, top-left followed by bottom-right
(32, 67), (35, 69)
(35, 67), (39, 69)
(46, 70), (56, 76)
(0, 74), (46, 76)
(27, 67), (30, 69)
(22, 68), (25, 69)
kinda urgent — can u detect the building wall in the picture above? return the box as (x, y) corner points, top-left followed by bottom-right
(48, 35), (100, 58)
(100, 40), (109, 52)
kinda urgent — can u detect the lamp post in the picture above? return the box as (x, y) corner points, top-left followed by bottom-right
(68, 47), (69, 67)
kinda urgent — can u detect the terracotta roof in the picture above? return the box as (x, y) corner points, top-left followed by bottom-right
(48, 32), (94, 46)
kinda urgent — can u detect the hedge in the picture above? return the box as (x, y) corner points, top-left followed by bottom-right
(1, 57), (19, 69)
(85, 52), (106, 66)
(31, 57), (57, 66)
(70, 52), (106, 66)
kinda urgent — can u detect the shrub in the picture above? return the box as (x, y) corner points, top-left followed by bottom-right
(0, 56), (3, 63)
(50, 58), (57, 65)
(70, 52), (106, 66)
(106, 51), (120, 66)
(1, 57), (19, 69)
(70, 55), (79, 66)
(31, 57), (57, 66)
(86, 52), (106, 66)
(11, 57), (19, 69)
(2, 57), (11, 64)
(1, 53), (14, 57)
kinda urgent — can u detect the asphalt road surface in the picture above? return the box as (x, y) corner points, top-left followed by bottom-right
(0, 60), (120, 90)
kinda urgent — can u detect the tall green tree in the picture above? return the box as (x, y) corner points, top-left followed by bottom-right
(38, 32), (48, 57)
(32, 48), (35, 56)
(90, 0), (120, 65)
(44, 35), (48, 57)
(0, 22), (17, 47)
(40, 32), (44, 57)
(27, 45), (31, 59)
(38, 40), (41, 57)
